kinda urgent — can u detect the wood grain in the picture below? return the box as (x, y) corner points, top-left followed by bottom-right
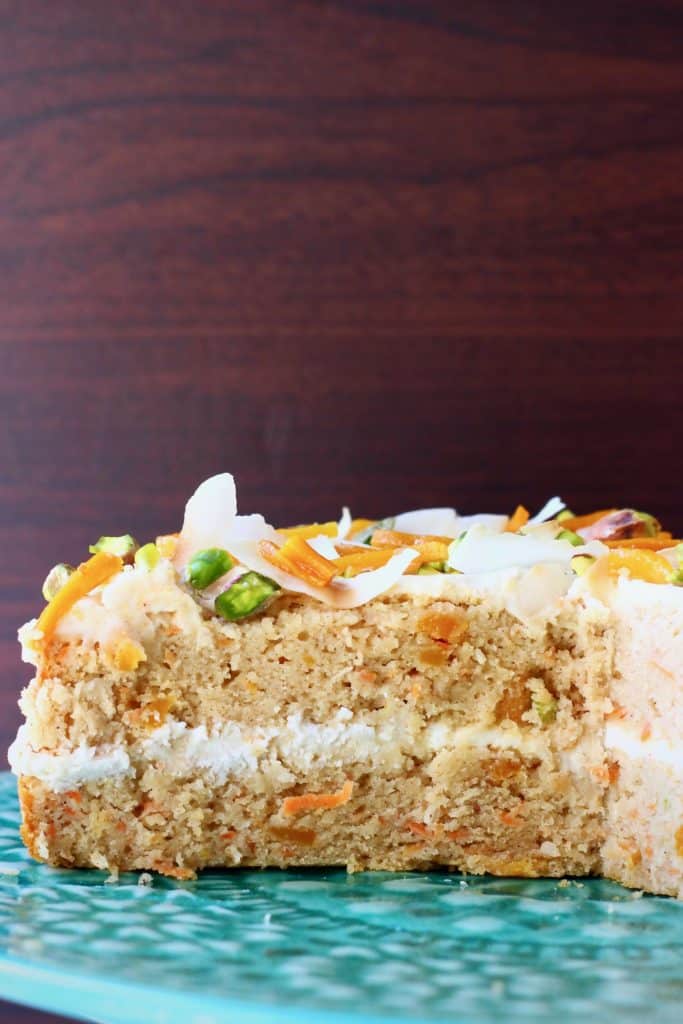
(0, 5), (682, 1018)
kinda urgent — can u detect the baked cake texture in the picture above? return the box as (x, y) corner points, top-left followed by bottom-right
(9, 475), (683, 895)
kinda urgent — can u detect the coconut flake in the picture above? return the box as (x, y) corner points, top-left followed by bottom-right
(336, 506), (352, 539)
(447, 524), (603, 574)
(528, 496), (566, 526)
(307, 535), (340, 560)
(174, 473), (237, 567)
(393, 508), (460, 537)
(454, 513), (508, 534)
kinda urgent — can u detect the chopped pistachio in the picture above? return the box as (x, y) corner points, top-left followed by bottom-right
(571, 554), (595, 576)
(556, 528), (584, 547)
(556, 509), (574, 522)
(188, 548), (233, 590)
(41, 563), (74, 602)
(669, 543), (683, 585)
(417, 560), (454, 575)
(533, 694), (558, 725)
(135, 542), (160, 571)
(89, 534), (138, 562)
(634, 511), (660, 537)
(214, 572), (280, 621)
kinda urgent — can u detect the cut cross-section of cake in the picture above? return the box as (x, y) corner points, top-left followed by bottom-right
(9, 475), (683, 895)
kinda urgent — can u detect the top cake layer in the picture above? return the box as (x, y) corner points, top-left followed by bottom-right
(17, 472), (683, 668)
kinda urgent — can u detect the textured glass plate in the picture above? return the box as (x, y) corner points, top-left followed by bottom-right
(0, 774), (682, 1024)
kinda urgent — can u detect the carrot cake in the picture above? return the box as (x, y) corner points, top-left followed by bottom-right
(9, 474), (683, 895)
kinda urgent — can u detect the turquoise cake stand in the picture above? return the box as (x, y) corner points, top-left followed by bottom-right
(0, 772), (681, 1024)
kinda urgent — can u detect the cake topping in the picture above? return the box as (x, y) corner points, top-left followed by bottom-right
(41, 563), (74, 602)
(214, 571), (280, 621)
(134, 542), (161, 571)
(89, 534), (139, 563)
(36, 551), (123, 643)
(187, 548), (234, 590)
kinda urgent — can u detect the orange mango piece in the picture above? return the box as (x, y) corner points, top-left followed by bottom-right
(505, 505), (530, 533)
(259, 535), (337, 588)
(605, 535), (679, 552)
(559, 509), (616, 532)
(370, 529), (450, 569)
(36, 551), (123, 643)
(277, 521), (338, 540)
(603, 548), (673, 584)
(334, 547), (397, 576)
(347, 518), (375, 537)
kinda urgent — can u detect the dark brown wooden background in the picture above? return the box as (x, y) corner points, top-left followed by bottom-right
(1, 2), (682, 1020)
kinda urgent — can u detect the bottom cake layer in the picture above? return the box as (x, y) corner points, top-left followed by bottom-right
(17, 739), (605, 880)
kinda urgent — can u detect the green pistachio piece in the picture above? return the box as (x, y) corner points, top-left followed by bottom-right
(634, 511), (660, 537)
(533, 695), (558, 725)
(214, 572), (279, 621)
(188, 548), (233, 590)
(669, 543), (683, 585)
(417, 564), (441, 575)
(89, 534), (138, 562)
(134, 542), (160, 571)
(556, 529), (584, 547)
(556, 509), (574, 522)
(41, 563), (75, 602)
(571, 554), (595, 576)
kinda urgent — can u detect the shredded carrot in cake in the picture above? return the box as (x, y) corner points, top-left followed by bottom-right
(505, 505), (529, 533)
(281, 780), (354, 817)
(259, 536), (338, 588)
(277, 521), (338, 540)
(406, 820), (433, 837)
(36, 551), (123, 642)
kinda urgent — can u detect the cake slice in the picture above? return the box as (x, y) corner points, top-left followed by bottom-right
(9, 475), (683, 895)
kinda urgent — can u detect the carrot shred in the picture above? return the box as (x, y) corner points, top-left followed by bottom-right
(500, 809), (524, 827)
(370, 528), (452, 549)
(259, 536), (337, 588)
(282, 780), (354, 817)
(221, 830), (237, 841)
(277, 522), (338, 540)
(369, 529), (450, 570)
(36, 551), (123, 643)
(334, 547), (397, 576)
(505, 505), (529, 533)
(406, 820), (433, 837)
(605, 536), (679, 551)
(557, 509), (616, 532)
(348, 518), (375, 537)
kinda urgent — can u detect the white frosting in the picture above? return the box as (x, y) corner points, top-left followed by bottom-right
(8, 725), (133, 792)
(9, 714), (573, 792)
(605, 721), (683, 771)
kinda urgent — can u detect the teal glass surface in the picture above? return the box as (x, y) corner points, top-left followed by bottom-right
(0, 771), (682, 1024)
